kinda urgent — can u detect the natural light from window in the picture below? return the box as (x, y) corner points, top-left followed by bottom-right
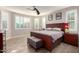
(66, 9), (77, 32)
(15, 15), (31, 29)
(1, 11), (9, 30)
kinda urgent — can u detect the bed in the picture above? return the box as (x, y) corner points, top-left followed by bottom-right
(30, 23), (65, 51)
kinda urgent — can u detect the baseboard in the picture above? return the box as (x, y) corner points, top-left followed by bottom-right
(6, 34), (29, 40)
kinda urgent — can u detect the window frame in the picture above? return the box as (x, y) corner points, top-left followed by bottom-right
(41, 17), (46, 29)
(66, 9), (77, 31)
(34, 18), (40, 29)
(1, 11), (10, 30)
(15, 15), (31, 29)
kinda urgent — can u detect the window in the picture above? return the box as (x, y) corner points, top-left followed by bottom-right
(34, 18), (39, 29)
(66, 9), (77, 31)
(1, 11), (9, 30)
(41, 17), (46, 29)
(15, 15), (30, 29)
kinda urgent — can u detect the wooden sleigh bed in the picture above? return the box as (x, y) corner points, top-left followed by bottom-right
(30, 23), (65, 51)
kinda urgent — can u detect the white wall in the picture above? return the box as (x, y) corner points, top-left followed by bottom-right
(46, 6), (78, 24)
(0, 9), (47, 39)
(0, 9), (35, 39)
(77, 7), (79, 45)
(9, 12), (35, 38)
(0, 12), (1, 30)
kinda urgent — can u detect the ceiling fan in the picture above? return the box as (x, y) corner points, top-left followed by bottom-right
(26, 6), (40, 15)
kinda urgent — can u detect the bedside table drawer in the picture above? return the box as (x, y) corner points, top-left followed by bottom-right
(64, 33), (78, 46)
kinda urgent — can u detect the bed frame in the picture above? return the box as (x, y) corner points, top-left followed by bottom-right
(30, 23), (65, 51)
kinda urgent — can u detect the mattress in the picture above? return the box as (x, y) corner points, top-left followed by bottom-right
(32, 30), (64, 42)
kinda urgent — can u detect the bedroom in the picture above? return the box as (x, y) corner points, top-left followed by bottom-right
(0, 6), (79, 53)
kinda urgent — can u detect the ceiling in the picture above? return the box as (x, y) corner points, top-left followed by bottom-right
(0, 6), (69, 16)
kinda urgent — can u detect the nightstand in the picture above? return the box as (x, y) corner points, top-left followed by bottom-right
(64, 32), (78, 46)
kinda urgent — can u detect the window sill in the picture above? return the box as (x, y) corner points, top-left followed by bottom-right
(15, 28), (31, 30)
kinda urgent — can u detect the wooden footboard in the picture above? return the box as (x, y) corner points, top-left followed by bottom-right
(31, 32), (54, 51)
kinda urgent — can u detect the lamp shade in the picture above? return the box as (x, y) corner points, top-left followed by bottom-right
(64, 23), (69, 29)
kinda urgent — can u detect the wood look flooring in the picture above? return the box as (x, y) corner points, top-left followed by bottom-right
(5, 35), (79, 53)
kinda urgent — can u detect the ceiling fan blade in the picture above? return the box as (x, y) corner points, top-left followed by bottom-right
(26, 6), (40, 15)
(35, 9), (40, 15)
(33, 6), (40, 15)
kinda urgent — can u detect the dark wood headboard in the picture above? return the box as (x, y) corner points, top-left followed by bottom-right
(46, 23), (65, 32)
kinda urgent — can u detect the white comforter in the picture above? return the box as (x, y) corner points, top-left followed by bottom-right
(32, 30), (64, 42)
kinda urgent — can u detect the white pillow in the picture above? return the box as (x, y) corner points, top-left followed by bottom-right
(52, 28), (61, 31)
(46, 28), (53, 31)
